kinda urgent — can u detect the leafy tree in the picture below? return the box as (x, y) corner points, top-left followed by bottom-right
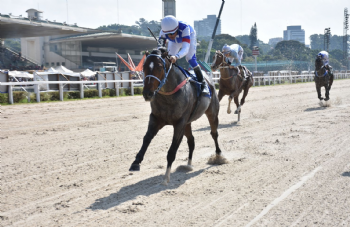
(249, 23), (257, 49)
(273, 40), (310, 61)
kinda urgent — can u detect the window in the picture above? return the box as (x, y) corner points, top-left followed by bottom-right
(51, 62), (55, 66)
(56, 62), (60, 66)
(62, 62), (65, 66)
(45, 62), (49, 67)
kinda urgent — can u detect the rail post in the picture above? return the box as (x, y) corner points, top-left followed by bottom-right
(98, 82), (102, 97)
(8, 85), (13, 104)
(34, 84), (40, 102)
(59, 84), (63, 101)
(80, 83), (84, 99)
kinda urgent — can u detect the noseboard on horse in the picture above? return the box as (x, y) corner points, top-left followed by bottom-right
(211, 50), (254, 122)
(314, 55), (332, 102)
(129, 49), (227, 185)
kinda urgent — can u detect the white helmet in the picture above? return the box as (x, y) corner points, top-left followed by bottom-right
(161, 15), (179, 34)
(222, 44), (231, 54)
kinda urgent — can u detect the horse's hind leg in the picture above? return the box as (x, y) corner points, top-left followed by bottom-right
(184, 123), (194, 167)
(129, 114), (164, 171)
(233, 96), (240, 114)
(205, 110), (222, 156)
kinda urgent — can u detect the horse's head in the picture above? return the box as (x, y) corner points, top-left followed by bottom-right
(143, 49), (170, 101)
(315, 55), (323, 70)
(211, 50), (228, 71)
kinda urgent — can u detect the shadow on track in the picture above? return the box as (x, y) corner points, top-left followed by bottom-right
(88, 167), (210, 210)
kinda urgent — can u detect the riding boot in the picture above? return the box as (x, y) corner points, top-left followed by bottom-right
(194, 65), (205, 91)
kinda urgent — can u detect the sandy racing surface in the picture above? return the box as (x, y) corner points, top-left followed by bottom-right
(1, 80), (350, 226)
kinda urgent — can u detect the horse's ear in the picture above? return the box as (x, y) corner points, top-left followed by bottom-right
(161, 51), (168, 59)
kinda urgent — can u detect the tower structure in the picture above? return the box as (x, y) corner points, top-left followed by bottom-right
(324, 27), (331, 52)
(343, 8), (349, 69)
(162, 0), (176, 18)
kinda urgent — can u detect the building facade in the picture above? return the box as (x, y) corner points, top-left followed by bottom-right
(268, 37), (283, 47)
(283, 26), (305, 44)
(194, 15), (221, 38)
(162, 0), (176, 17)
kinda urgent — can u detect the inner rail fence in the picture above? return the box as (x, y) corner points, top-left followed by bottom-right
(0, 73), (349, 104)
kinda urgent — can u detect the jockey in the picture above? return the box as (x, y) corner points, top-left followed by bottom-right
(158, 15), (205, 91)
(317, 50), (334, 88)
(222, 44), (249, 85)
(317, 51), (332, 70)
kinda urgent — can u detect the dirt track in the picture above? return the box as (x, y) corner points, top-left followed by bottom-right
(1, 79), (350, 226)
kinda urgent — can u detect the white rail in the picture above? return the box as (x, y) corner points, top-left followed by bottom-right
(1, 73), (349, 104)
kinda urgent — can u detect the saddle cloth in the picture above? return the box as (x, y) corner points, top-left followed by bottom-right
(176, 65), (212, 98)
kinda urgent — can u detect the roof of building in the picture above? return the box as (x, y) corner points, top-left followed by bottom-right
(0, 13), (96, 38)
(49, 32), (157, 50)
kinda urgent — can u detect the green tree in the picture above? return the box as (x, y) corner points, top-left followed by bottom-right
(249, 23), (257, 49)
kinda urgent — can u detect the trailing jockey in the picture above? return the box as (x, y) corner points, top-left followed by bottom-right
(222, 44), (250, 88)
(158, 15), (205, 91)
(317, 50), (334, 89)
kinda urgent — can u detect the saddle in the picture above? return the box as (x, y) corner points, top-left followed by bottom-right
(176, 65), (211, 98)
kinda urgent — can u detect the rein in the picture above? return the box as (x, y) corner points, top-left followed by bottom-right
(144, 54), (188, 95)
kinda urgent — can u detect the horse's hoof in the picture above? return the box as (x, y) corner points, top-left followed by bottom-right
(129, 163), (140, 171)
(324, 98), (329, 101)
(319, 97), (324, 101)
(227, 110), (231, 114)
(234, 110), (238, 114)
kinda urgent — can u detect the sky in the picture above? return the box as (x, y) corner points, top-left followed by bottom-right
(1, 0), (349, 45)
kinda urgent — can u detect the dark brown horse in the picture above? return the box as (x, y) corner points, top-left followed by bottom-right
(314, 55), (332, 101)
(211, 50), (254, 121)
(129, 49), (225, 185)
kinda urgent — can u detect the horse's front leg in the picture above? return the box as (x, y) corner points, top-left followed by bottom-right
(315, 80), (323, 100)
(324, 76), (330, 101)
(129, 114), (164, 171)
(227, 95), (233, 114)
(162, 120), (186, 185)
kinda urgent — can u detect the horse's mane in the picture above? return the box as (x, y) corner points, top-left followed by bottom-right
(150, 49), (161, 55)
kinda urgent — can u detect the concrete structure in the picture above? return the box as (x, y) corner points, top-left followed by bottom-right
(2, 9), (156, 71)
(283, 26), (305, 44)
(194, 15), (221, 38)
(162, 0), (176, 17)
(268, 37), (283, 47)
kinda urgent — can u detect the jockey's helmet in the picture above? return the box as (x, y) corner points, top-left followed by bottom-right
(222, 44), (231, 55)
(161, 15), (179, 34)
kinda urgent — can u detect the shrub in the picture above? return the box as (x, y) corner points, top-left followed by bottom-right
(134, 87), (143, 95)
(84, 89), (98, 98)
(40, 92), (52, 101)
(13, 91), (27, 103)
(0, 93), (8, 103)
(215, 83), (219, 89)
(50, 91), (60, 101)
(68, 91), (80, 99)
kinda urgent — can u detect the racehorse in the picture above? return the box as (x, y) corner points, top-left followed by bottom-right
(211, 50), (254, 121)
(129, 49), (225, 185)
(314, 55), (332, 101)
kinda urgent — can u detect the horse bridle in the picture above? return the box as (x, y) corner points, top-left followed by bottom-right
(212, 51), (230, 71)
(315, 58), (328, 77)
(144, 54), (173, 94)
